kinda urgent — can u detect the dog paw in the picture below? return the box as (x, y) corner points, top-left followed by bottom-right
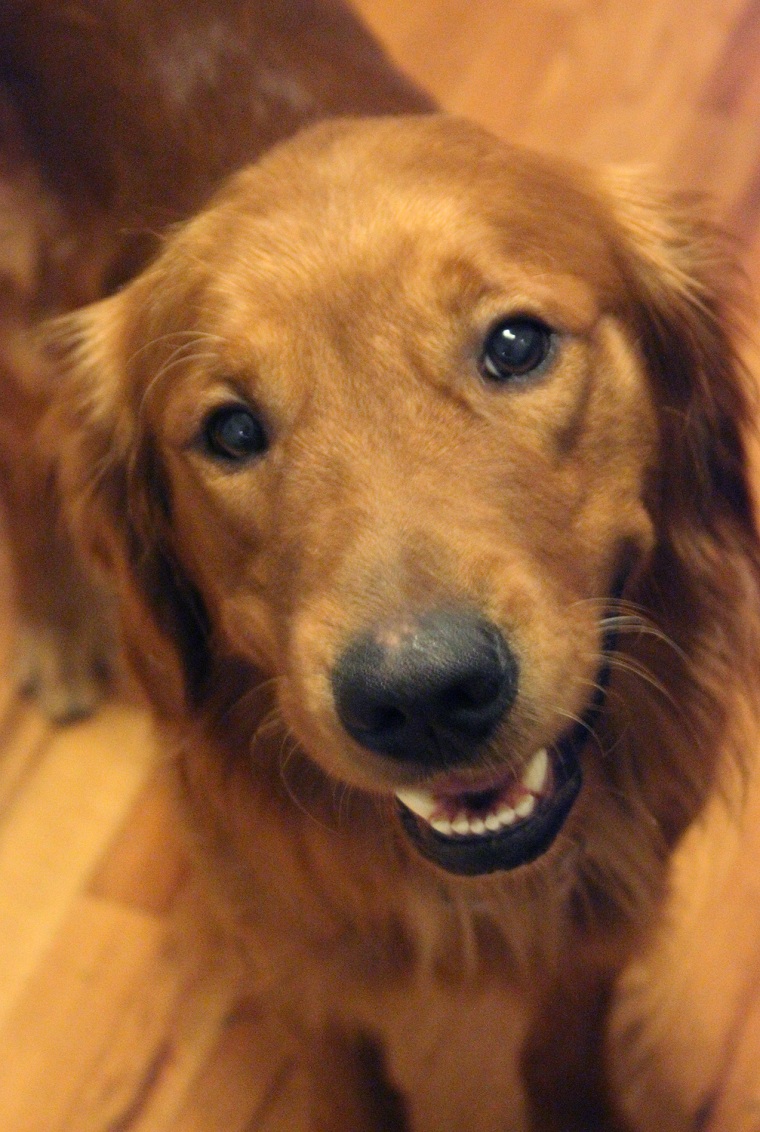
(13, 618), (114, 723)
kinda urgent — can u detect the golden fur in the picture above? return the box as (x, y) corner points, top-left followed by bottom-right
(50, 117), (760, 1129)
(2, 4), (759, 1129)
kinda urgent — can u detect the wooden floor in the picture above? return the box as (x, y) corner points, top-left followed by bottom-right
(2, 1), (760, 1128)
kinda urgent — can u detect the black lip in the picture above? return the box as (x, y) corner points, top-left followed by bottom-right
(397, 745), (583, 876)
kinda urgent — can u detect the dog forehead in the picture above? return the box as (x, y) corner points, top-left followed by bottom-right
(191, 117), (617, 313)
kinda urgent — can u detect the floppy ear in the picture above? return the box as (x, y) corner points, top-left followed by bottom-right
(601, 172), (760, 819)
(602, 171), (757, 548)
(46, 296), (211, 717)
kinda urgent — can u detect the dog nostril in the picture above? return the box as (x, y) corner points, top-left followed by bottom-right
(331, 610), (519, 767)
(344, 701), (407, 737)
(442, 671), (502, 712)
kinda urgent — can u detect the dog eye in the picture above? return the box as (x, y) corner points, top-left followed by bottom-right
(481, 318), (553, 382)
(203, 404), (268, 461)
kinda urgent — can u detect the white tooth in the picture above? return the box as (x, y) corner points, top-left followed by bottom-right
(432, 818), (454, 836)
(515, 794), (536, 819)
(470, 818), (486, 835)
(496, 806), (517, 827)
(396, 788), (437, 821)
(521, 748), (549, 795)
(452, 814), (471, 835)
(485, 814), (502, 832)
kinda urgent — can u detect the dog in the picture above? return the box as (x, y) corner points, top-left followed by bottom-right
(48, 116), (760, 1129)
(3, 4), (760, 1131)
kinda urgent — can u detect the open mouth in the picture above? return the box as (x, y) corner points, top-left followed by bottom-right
(396, 740), (582, 876)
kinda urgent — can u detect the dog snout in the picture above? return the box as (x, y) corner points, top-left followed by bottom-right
(331, 609), (518, 768)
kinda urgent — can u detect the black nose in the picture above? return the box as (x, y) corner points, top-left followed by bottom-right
(331, 609), (518, 769)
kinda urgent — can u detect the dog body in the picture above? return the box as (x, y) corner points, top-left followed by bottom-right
(3, 5), (760, 1131)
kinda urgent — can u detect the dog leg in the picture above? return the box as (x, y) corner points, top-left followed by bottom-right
(0, 113), (115, 722)
(309, 1028), (409, 1132)
(522, 966), (634, 1132)
(1, 442), (113, 722)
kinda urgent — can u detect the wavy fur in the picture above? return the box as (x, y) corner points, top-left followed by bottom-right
(44, 116), (760, 1131)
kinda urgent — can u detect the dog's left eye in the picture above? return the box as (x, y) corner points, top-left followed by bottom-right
(203, 404), (268, 461)
(481, 317), (554, 382)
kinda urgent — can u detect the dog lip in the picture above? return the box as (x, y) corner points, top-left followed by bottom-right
(396, 745), (582, 876)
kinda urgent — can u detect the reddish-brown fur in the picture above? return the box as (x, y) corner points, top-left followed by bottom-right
(2, 4), (760, 1130)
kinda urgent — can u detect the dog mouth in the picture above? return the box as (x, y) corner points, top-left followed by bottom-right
(395, 738), (583, 876)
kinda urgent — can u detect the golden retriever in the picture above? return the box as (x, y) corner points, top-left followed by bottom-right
(2, 3), (760, 1130)
(50, 115), (760, 1130)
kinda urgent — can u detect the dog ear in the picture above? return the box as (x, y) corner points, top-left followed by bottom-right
(47, 295), (211, 717)
(601, 171), (756, 545)
(590, 173), (760, 846)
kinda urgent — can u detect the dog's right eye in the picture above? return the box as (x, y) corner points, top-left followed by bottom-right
(480, 317), (554, 383)
(203, 404), (268, 461)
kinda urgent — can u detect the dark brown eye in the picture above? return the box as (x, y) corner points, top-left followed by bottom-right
(481, 318), (554, 382)
(204, 404), (268, 461)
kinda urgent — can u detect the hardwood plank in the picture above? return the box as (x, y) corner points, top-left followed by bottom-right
(58, 886), (235, 1132)
(0, 896), (165, 1132)
(356, 0), (756, 213)
(0, 704), (157, 1032)
(87, 769), (189, 917)
(0, 697), (53, 814)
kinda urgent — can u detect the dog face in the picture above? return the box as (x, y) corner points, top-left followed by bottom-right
(54, 116), (752, 881)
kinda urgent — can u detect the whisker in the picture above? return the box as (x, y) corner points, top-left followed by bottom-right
(138, 348), (221, 421)
(599, 615), (690, 665)
(277, 730), (338, 834)
(125, 328), (226, 368)
(571, 595), (689, 665)
(335, 780), (354, 828)
(551, 705), (607, 760)
(603, 653), (679, 709)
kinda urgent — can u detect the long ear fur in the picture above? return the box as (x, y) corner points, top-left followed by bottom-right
(602, 172), (760, 831)
(603, 171), (756, 538)
(46, 297), (211, 716)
